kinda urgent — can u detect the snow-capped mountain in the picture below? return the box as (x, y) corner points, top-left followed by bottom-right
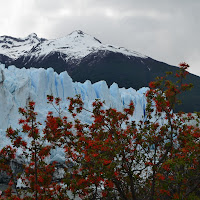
(0, 33), (46, 60)
(0, 31), (200, 112)
(0, 30), (146, 63)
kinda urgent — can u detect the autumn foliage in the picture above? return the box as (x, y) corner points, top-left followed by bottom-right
(1, 63), (200, 199)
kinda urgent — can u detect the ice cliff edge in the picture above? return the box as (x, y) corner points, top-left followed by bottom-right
(0, 63), (148, 131)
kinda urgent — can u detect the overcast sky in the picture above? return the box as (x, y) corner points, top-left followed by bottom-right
(0, 0), (199, 76)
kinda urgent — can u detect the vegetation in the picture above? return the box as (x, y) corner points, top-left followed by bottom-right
(0, 63), (200, 199)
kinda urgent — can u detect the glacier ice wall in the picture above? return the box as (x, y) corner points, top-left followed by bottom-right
(0, 63), (149, 166)
(0, 63), (148, 130)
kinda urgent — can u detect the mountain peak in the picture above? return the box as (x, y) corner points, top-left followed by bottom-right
(25, 33), (45, 43)
(67, 30), (102, 44)
(70, 30), (85, 35)
(75, 30), (84, 35)
(27, 33), (38, 38)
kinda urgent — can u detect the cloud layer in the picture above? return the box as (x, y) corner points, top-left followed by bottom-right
(0, 0), (199, 75)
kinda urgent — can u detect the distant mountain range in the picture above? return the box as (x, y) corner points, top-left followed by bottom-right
(0, 30), (200, 112)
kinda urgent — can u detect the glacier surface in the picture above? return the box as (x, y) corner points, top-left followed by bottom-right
(0, 63), (148, 162)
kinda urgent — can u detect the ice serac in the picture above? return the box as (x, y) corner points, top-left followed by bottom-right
(93, 81), (111, 106)
(110, 82), (123, 111)
(0, 63), (148, 133)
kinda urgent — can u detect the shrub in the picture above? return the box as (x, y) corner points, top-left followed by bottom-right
(1, 63), (200, 200)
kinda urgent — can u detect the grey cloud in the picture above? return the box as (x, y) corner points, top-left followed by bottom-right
(0, 0), (199, 75)
(33, 0), (67, 12)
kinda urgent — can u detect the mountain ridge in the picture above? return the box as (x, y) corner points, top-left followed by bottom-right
(0, 30), (147, 64)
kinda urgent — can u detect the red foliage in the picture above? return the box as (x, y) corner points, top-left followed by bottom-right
(1, 63), (200, 199)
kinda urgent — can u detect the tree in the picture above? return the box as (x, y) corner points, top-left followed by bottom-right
(0, 100), (70, 199)
(1, 63), (200, 200)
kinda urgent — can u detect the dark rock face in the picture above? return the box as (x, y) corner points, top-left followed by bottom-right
(5, 50), (176, 89)
(0, 54), (13, 65)
(11, 52), (73, 73)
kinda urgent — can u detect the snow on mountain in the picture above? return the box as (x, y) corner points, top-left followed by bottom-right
(0, 30), (147, 63)
(0, 63), (148, 157)
(0, 33), (46, 60)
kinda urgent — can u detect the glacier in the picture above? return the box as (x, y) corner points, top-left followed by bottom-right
(0, 63), (148, 163)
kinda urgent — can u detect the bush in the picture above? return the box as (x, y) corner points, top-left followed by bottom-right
(1, 63), (200, 200)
